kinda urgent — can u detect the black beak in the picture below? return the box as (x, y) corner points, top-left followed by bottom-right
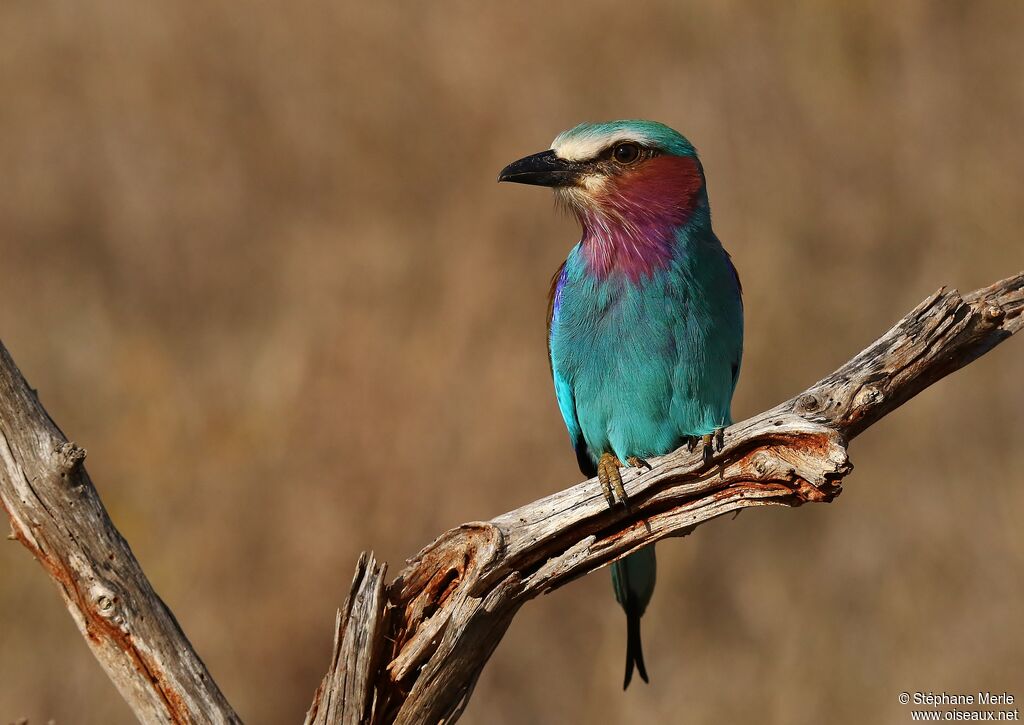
(498, 149), (580, 187)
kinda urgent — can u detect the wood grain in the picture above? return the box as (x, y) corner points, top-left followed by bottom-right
(0, 344), (240, 724)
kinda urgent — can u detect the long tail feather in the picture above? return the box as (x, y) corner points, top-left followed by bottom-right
(624, 608), (649, 689)
(612, 548), (656, 689)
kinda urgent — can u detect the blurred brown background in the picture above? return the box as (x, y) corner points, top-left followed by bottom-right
(1, 1), (1022, 723)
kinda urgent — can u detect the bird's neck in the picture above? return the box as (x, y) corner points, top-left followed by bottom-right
(571, 155), (708, 282)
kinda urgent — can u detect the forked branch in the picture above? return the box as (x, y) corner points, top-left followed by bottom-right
(1, 273), (1021, 724)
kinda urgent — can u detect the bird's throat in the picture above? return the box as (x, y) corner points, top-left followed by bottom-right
(567, 155), (705, 282)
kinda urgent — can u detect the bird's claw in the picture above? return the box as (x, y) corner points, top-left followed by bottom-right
(626, 455), (652, 472)
(685, 427), (726, 462)
(598, 453), (627, 508)
(598, 453), (650, 509)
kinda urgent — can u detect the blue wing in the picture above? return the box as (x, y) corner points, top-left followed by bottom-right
(547, 261), (596, 477)
(553, 367), (595, 477)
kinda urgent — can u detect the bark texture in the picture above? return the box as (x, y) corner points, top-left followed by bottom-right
(0, 346), (241, 723)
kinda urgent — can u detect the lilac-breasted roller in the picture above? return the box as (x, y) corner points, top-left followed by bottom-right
(499, 121), (743, 688)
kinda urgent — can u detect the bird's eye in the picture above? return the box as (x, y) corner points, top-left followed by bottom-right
(612, 142), (641, 164)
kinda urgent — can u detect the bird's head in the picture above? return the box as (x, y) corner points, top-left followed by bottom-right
(499, 121), (708, 279)
(499, 120), (707, 231)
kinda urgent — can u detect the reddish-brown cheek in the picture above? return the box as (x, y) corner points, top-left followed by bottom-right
(610, 155), (704, 221)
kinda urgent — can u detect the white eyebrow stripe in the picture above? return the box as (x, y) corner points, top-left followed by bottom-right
(550, 131), (657, 162)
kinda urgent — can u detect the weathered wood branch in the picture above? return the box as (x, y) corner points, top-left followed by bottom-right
(2, 272), (1021, 724)
(0, 344), (241, 723)
(305, 273), (1024, 724)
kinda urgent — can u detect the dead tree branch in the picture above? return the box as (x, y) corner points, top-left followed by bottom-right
(304, 273), (1023, 724)
(0, 346), (241, 723)
(1, 273), (1021, 724)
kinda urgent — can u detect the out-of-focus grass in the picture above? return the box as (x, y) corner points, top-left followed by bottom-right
(1, 2), (1022, 723)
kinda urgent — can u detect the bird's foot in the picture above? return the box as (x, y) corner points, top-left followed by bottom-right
(597, 453), (626, 508)
(597, 454), (652, 509)
(685, 428), (726, 463)
(626, 455), (652, 472)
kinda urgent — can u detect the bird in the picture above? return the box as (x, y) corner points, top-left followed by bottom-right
(498, 120), (743, 689)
